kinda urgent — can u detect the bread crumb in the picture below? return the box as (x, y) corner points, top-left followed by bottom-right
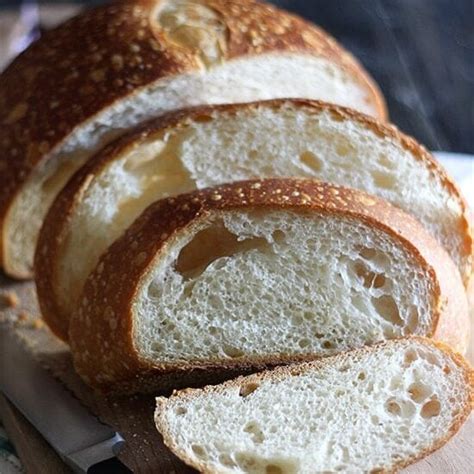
(1, 291), (19, 308)
(33, 318), (45, 330)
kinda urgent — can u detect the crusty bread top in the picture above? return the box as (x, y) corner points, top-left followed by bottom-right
(69, 179), (468, 392)
(155, 337), (474, 474)
(0, 0), (386, 266)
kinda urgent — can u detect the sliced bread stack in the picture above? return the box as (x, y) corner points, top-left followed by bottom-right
(1, 1), (471, 471)
(68, 179), (468, 393)
(35, 100), (472, 342)
(155, 338), (473, 473)
(0, 0), (386, 279)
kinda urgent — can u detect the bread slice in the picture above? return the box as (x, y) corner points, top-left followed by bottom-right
(0, 0), (386, 279)
(35, 100), (472, 342)
(155, 337), (473, 474)
(68, 179), (469, 393)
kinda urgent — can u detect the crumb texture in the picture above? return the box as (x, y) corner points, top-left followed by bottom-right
(134, 209), (434, 364)
(156, 339), (470, 473)
(52, 103), (462, 329)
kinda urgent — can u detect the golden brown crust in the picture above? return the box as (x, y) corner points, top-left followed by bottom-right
(35, 98), (472, 342)
(154, 337), (474, 474)
(0, 0), (386, 272)
(67, 178), (468, 392)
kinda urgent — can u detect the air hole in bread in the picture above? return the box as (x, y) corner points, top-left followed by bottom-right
(359, 247), (376, 260)
(335, 140), (355, 156)
(235, 452), (257, 469)
(218, 453), (236, 467)
(248, 149), (259, 160)
(353, 260), (386, 289)
(239, 382), (260, 397)
(421, 398), (441, 418)
(322, 340), (334, 349)
(419, 350), (443, 367)
(243, 421), (265, 443)
(357, 371), (366, 381)
(272, 229), (286, 244)
(266, 465), (284, 474)
(371, 170), (397, 190)
(116, 137), (196, 233)
(151, 341), (164, 352)
(191, 444), (207, 459)
(403, 349), (419, 366)
(193, 114), (214, 123)
(378, 153), (396, 169)
(122, 137), (194, 190)
(385, 398), (401, 416)
(292, 314), (303, 325)
(222, 344), (244, 358)
(385, 398), (415, 418)
(298, 338), (311, 348)
(372, 295), (403, 326)
(175, 406), (187, 415)
(299, 150), (323, 172)
(408, 382), (432, 403)
(175, 220), (272, 280)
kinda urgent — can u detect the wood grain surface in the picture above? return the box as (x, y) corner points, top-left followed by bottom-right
(0, 274), (472, 474)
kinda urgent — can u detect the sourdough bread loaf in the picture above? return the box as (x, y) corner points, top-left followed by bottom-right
(68, 179), (469, 393)
(35, 100), (472, 341)
(155, 337), (473, 473)
(0, 0), (386, 278)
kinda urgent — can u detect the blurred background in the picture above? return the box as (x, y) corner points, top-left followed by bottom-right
(0, 0), (473, 153)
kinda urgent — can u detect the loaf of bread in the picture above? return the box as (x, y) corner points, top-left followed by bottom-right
(35, 100), (472, 342)
(0, 0), (386, 279)
(68, 179), (468, 393)
(155, 337), (473, 473)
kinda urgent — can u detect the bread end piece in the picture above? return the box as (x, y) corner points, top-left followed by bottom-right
(154, 337), (473, 473)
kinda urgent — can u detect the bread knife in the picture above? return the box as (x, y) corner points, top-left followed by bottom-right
(0, 324), (129, 473)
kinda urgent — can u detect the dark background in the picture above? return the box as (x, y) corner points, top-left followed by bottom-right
(1, 0), (473, 153)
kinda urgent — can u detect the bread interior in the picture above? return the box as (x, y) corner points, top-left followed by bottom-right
(52, 103), (459, 325)
(155, 339), (468, 472)
(134, 210), (434, 364)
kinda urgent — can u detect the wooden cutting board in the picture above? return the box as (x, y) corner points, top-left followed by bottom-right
(0, 274), (472, 473)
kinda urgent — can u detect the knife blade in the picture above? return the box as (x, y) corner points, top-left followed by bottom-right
(0, 324), (129, 473)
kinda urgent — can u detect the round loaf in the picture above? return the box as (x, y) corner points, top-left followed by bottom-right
(68, 179), (469, 393)
(0, 0), (386, 278)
